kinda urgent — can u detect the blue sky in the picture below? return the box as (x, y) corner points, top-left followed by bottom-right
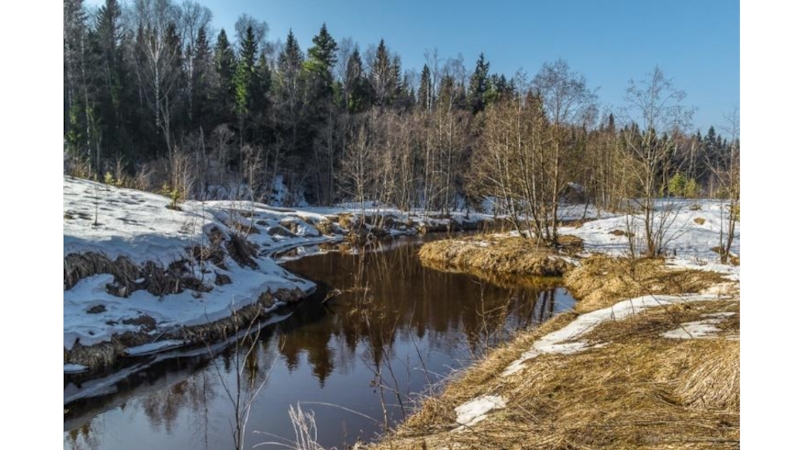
(87, 0), (739, 133)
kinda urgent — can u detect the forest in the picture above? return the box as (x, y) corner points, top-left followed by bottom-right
(64, 0), (740, 246)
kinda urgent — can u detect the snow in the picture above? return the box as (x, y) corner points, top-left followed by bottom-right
(63, 177), (341, 358)
(64, 364), (88, 374)
(63, 256), (311, 352)
(562, 199), (739, 276)
(453, 395), (507, 430)
(125, 340), (187, 356)
(502, 292), (731, 377)
(661, 313), (736, 340)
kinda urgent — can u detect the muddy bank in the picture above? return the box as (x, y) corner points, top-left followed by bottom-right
(418, 234), (582, 277)
(366, 257), (739, 449)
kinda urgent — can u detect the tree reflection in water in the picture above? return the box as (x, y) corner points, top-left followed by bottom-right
(64, 236), (574, 450)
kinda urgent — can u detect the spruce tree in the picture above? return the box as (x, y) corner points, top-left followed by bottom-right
(468, 53), (490, 114)
(370, 39), (395, 107)
(418, 64), (432, 112)
(234, 25), (259, 119)
(94, 0), (124, 145)
(191, 25), (213, 130)
(254, 53), (271, 117)
(344, 48), (368, 114)
(213, 29), (237, 125)
(307, 23), (338, 88)
(64, 0), (94, 160)
(306, 23), (339, 113)
(275, 30), (306, 168)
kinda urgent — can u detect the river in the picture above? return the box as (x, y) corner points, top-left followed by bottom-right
(64, 234), (575, 450)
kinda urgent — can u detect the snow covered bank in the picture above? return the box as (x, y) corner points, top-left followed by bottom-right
(64, 177), (331, 370)
(565, 199), (739, 274)
(64, 176), (499, 372)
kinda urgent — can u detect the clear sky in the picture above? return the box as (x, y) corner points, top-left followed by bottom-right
(87, 0), (739, 134)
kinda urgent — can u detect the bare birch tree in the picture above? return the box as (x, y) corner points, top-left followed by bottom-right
(621, 66), (693, 257)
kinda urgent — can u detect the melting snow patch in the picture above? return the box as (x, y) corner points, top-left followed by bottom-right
(125, 340), (187, 356)
(64, 364), (88, 374)
(661, 314), (735, 340)
(502, 292), (726, 377)
(702, 312), (736, 318)
(454, 395), (506, 430)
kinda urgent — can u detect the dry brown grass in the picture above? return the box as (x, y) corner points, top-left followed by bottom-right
(64, 252), (209, 297)
(421, 258), (564, 290)
(338, 213), (354, 228)
(609, 229), (632, 237)
(564, 255), (726, 312)
(671, 341), (739, 411)
(370, 297), (740, 450)
(694, 217), (706, 225)
(419, 235), (574, 277)
(64, 253), (139, 291)
(313, 218), (335, 235)
(368, 252), (739, 450)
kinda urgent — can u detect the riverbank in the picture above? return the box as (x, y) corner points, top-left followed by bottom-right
(63, 176), (493, 374)
(368, 260), (739, 449)
(368, 200), (740, 449)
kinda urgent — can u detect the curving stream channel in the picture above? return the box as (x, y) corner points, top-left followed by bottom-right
(64, 234), (575, 450)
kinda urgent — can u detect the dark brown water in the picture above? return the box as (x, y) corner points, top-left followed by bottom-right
(64, 235), (575, 450)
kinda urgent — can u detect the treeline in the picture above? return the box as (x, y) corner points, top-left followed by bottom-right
(64, 0), (739, 222)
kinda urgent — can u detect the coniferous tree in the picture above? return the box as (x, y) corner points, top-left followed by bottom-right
(468, 52), (490, 114)
(418, 64), (432, 112)
(213, 29), (237, 126)
(64, 0), (96, 165)
(344, 48), (369, 114)
(190, 25), (213, 130)
(254, 53), (271, 117)
(306, 23), (338, 97)
(93, 0), (125, 156)
(275, 30), (306, 170)
(370, 39), (395, 107)
(234, 25), (259, 126)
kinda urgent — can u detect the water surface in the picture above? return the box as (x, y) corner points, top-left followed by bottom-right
(64, 235), (575, 449)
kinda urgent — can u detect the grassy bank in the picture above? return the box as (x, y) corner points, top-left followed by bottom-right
(366, 255), (739, 449)
(418, 234), (582, 277)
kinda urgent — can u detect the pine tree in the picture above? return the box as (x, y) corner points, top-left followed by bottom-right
(468, 52), (490, 114)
